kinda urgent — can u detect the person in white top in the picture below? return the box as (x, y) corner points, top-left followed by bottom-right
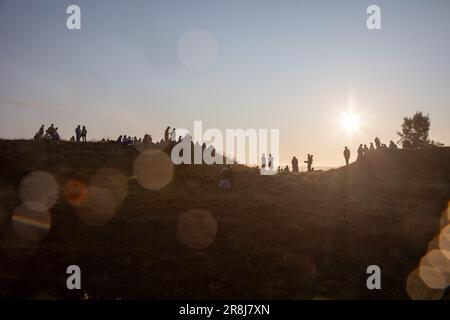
(171, 128), (177, 141)
(261, 153), (266, 169)
(268, 154), (274, 170)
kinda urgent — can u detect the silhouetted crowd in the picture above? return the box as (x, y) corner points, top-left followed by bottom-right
(284, 154), (313, 173)
(34, 124), (61, 142)
(32, 124), (401, 185)
(33, 124), (182, 147)
(74, 125), (88, 142)
(34, 124), (89, 143)
(352, 137), (397, 164)
(282, 137), (399, 174)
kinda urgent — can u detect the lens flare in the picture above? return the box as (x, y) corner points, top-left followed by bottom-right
(440, 205), (449, 230)
(12, 205), (51, 243)
(177, 209), (218, 250)
(427, 236), (440, 252)
(178, 29), (218, 70)
(91, 168), (128, 208)
(439, 225), (450, 259)
(425, 249), (450, 272)
(406, 269), (444, 300)
(418, 265), (447, 290)
(411, 202), (450, 299)
(443, 200), (450, 220)
(339, 111), (361, 135)
(134, 150), (174, 190)
(19, 171), (59, 212)
(447, 203), (450, 221)
(77, 186), (116, 226)
(64, 179), (88, 207)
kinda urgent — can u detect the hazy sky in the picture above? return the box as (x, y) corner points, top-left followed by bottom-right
(0, 0), (449, 166)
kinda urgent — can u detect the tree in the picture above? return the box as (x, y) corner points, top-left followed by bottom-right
(397, 111), (430, 149)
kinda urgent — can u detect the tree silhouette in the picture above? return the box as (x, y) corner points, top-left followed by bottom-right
(397, 111), (430, 149)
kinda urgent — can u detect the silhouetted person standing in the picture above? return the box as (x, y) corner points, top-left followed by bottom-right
(374, 137), (381, 149)
(369, 143), (375, 152)
(75, 125), (81, 142)
(343, 146), (350, 166)
(268, 154), (274, 170)
(357, 144), (364, 161)
(261, 153), (266, 169)
(54, 127), (60, 142)
(304, 154), (313, 172)
(46, 124), (55, 139)
(363, 144), (369, 156)
(164, 126), (171, 142)
(291, 156), (299, 172)
(81, 126), (87, 142)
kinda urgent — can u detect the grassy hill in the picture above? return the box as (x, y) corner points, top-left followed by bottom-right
(0, 140), (449, 299)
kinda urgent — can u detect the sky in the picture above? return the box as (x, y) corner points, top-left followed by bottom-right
(0, 0), (449, 166)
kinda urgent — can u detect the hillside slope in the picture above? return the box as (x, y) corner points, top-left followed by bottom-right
(0, 140), (449, 299)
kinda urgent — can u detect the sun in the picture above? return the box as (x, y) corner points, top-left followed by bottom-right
(339, 112), (361, 134)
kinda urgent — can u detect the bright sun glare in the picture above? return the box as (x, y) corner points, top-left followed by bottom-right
(339, 112), (361, 134)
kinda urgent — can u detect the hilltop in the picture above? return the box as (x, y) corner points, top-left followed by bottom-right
(0, 140), (449, 299)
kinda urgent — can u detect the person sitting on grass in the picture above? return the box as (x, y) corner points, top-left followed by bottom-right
(35, 125), (45, 140)
(123, 136), (131, 145)
(219, 165), (233, 190)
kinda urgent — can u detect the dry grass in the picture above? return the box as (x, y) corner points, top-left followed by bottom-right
(0, 140), (449, 299)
